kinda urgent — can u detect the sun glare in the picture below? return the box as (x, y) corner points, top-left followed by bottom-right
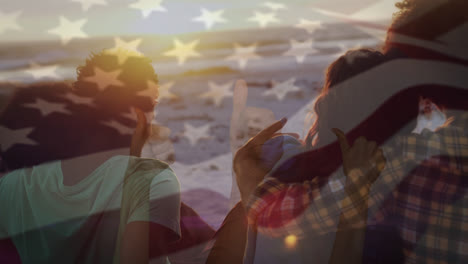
(284, 235), (298, 250)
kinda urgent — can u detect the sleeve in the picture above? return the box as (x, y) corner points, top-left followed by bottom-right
(127, 167), (181, 240)
(246, 146), (407, 238)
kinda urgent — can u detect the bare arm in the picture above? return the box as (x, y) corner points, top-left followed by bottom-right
(121, 222), (177, 264)
(120, 221), (149, 264)
(117, 108), (152, 264)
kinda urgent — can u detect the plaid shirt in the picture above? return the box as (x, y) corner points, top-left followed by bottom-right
(246, 115), (468, 263)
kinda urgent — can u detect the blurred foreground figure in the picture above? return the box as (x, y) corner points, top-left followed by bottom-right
(0, 50), (181, 264)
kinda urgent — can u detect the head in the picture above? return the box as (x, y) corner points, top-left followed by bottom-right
(0, 49), (159, 170)
(305, 49), (387, 148)
(382, 0), (468, 130)
(282, 45), (467, 183)
(74, 49), (159, 119)
(270, 49), (390, 183)
(384, 0), (468, 53)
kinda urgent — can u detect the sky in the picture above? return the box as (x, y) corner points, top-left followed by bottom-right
(0, 0), (401, 43)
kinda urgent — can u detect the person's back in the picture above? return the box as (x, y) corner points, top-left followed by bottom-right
(381, 2), (468, 261)
(0, 49), (182, 263)
(0, 156), (180, 263)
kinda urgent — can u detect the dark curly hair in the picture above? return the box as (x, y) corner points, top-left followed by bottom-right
(74, 49), (159, 115)
(384, 0), (468, 53)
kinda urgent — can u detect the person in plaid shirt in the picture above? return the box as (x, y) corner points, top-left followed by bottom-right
(234, 61), (467, 264)
(246, 120), (467, 254)
(236, 56), (468, 264)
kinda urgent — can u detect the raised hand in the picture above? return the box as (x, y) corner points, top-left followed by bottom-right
(233, 118), (287, 206)
(332, 128), (386, 185)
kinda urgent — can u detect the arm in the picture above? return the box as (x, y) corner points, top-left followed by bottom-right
(120, 221), (178, 264)
(233, 119), (371, 237)
(328, 179), (373, 264)
(245, 168), (374, 237)
(243, 135), (403, 238)
(328, 130), (385, 264)
(120, 221), (149, 264)
(118, 164), (181, 264)
(233, 118), (289, 207)
(328, 199), (369, 264)
(116, 108), (152, 264)
(205, 202), (248, 264)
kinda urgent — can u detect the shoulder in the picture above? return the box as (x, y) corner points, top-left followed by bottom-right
(126, 156), (172, 173)
(0, 162), (60, 194)
(0, 166), (33, 186)
(0, 167), (32, 208)
(124, 156), (179, 190)
(391, 125), (467, 161)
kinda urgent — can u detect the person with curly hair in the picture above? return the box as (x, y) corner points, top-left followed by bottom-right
(0, 49), (181, 264)
(384, 0), (468, 54)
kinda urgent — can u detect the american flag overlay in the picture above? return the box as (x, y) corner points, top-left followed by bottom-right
(0, 0), (467, 263)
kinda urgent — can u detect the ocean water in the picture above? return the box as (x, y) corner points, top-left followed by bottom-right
(0, 24), (378, 83)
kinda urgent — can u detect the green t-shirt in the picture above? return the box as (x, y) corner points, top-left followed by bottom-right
(0, 155), (181, 264)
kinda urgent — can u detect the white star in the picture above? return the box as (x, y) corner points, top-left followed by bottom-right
(24, 62), (61, 80)
(248, 11), (280, 28)
(225, 43), (261, 70)
(0, 10), (22, 34)
(130, 0), (167, 18)
(164, 39), (201, 65)
(105, 37), (143, 65)
(102, 120), (134, 135)
(262, 2), (287, 11)
(121, 108), (156, 123)
(61, 92), (95, 105)
(0, 126), (37, 152)
(282, 39), (318, 64)
(295, 19), (323, 34)
(192, 8), (227, 30)
(137, 80), (159, 102)
(263, 78), (301, 101)
(158, 81), (177, 101)
(121, 108), (137, 121)
(199, 81), (233, 107)
(83, 67), (124, 91)
(23, 98), (71, 116)
(71, 0), (107, 11)
(182, 123), (212, 146)
(48, 16), (88, 45)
